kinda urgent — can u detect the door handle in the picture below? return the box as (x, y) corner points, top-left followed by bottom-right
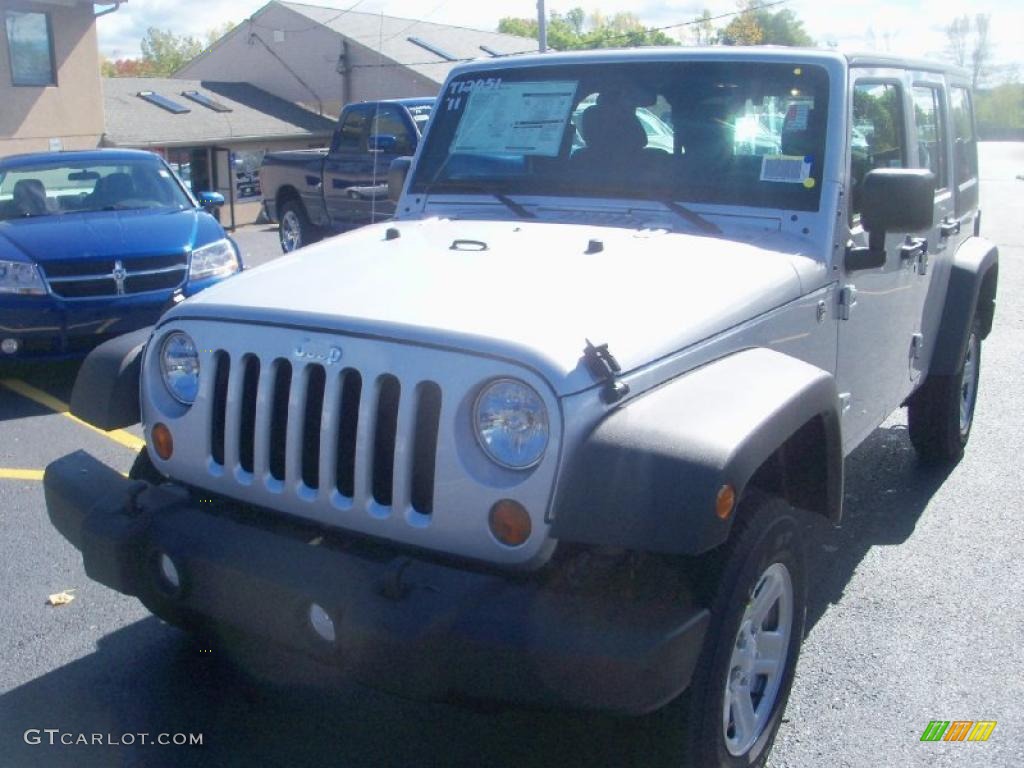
(940, 218), (961, 238)
(899, 237), (927, 262)
(900, 237), (929, 275)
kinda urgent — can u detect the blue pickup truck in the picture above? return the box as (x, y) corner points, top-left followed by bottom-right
(260, 98), (434, 252)
(0, 149), (240, 363)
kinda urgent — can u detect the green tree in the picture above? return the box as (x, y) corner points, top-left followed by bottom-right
(975, 81), (1024, 139)
(140, 27), (204, 76)
(718, 1), (813, 46)
(498, 7), (677, 50)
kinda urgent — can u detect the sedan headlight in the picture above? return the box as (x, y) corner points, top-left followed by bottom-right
(474, 378), (549, 469)
(0, 260), (46, 295)
(189, 238), (239, 281)
(160, 331), (200, 405)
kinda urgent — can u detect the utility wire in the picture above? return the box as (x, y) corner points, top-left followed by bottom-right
(247, 29), (325, 114)
(343, 0), (792, 69)
(246, 0), (368, 35)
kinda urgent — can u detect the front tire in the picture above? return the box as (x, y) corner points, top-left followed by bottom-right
(677, 492), (807, 768)
(907, 319), (981, 464)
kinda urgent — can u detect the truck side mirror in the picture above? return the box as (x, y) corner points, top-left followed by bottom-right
(388, 157), (412, 203)
(369, 134), (398, 153)
(846, 168), (934, 271)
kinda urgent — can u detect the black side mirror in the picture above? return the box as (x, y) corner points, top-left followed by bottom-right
(387, 157), (412, 203)
(847, 168), (934, 271)
(369, 134), (398, 153)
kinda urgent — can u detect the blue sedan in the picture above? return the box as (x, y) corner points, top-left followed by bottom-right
(0, 149), (241, 362)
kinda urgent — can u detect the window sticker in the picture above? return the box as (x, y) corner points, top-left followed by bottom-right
(783, 102), (810, 131)
(451, 80), (577, 157)
(760, 154), (813, 184)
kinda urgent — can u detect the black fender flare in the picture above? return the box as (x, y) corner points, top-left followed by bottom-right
(929, 237), (998, 376)
(70, 325), (151, 430)
(550, 348), (843, 556)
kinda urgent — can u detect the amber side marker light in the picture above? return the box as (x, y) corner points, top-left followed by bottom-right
(716, 484), (736, 520)
(151, 423), (174, 460)
(489, 499), (532, 547)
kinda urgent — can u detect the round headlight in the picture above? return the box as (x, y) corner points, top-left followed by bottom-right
(474, 378), (549, 469)
(160, 331), (200, 405)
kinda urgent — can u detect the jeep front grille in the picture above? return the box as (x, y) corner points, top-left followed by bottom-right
(207, 352), (442, 517)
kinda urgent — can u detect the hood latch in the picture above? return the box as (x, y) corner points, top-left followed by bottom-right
(584, 339), (630, 404)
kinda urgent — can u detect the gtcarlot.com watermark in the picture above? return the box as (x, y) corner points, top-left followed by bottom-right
(24, 729), (202, 747)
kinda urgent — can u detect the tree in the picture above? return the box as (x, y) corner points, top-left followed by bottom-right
(718, 1), (763, 45)
(140, 27), (204, 76)
(944, 14), (993, 90)
(100, 56), (157, 77)
(718, 1), (813, 46)
(498, 7), (677, 50)
(689, 10), (715, 46)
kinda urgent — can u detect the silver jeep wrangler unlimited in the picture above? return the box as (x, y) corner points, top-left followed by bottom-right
(47, 48), (997, 766)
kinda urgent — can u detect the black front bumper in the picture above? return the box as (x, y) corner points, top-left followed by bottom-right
(44, 451), (709, 715)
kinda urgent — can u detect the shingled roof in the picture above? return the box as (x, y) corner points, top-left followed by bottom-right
(102, 77), (335, 147)
(254, 1), (537, 85)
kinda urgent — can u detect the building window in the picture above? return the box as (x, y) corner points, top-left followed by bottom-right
(5, 11), (56, 86)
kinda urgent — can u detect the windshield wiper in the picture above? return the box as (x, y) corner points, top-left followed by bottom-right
(659, 199), (721, 235)
(422, 181), (536, 219)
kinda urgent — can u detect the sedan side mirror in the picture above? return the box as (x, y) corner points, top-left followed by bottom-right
(388, 157), (412, 203)
(847, 168), (934, 272)
(196, 191), (225, 211)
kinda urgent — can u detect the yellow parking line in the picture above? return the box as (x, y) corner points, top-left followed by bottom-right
(0, 468), (45, 481)
(0, 378), (145, 452)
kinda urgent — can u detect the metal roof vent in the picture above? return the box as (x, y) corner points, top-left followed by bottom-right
(407, 37), (457, 61)
(137, 91), (190, 114)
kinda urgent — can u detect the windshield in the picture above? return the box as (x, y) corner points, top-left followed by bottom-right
(412, 60), (830, 212)
(0, 157), (193, 221)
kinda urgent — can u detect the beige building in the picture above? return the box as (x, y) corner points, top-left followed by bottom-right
(0, 0), (116, 156)
(176, 0), (538, 119)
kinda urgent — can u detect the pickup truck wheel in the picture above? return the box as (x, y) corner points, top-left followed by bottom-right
(674, 492), (806, 768)
(279, 200), (316, 253)
(907, 319), (981, 464)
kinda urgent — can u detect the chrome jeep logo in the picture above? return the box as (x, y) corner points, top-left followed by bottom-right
(294, 338), (342, 364)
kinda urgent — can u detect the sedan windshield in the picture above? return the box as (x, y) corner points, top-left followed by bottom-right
(0, 157), (193, 221)
(412, 60), (830, 212)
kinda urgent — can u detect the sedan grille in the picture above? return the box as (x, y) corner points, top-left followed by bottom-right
(40, 254), (187, 299)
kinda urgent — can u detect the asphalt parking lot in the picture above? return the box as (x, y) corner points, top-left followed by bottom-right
(0, 144), (1021, 767)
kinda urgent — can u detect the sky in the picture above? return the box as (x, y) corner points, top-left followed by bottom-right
(97, 0), (1024, 82)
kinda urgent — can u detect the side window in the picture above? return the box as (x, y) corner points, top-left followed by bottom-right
(851, 82), (905, 217)
(950, 87), (978, 185)
(369, 105), (414, 155)
(5, 11), (56, 86)
(912, 85), (948, 190)
(334, 107), (370, 153)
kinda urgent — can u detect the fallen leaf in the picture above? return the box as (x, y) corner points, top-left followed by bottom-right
(47, 590), (76, 607)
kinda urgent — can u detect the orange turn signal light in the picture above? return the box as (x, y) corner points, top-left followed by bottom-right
(151, 423), (173, 461)
(489, 499), (532, 547)
(715, 484), (736, 520)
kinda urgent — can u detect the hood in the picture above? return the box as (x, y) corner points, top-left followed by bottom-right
(0, 208), (223, 262)
(171, 218), (825, 394)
